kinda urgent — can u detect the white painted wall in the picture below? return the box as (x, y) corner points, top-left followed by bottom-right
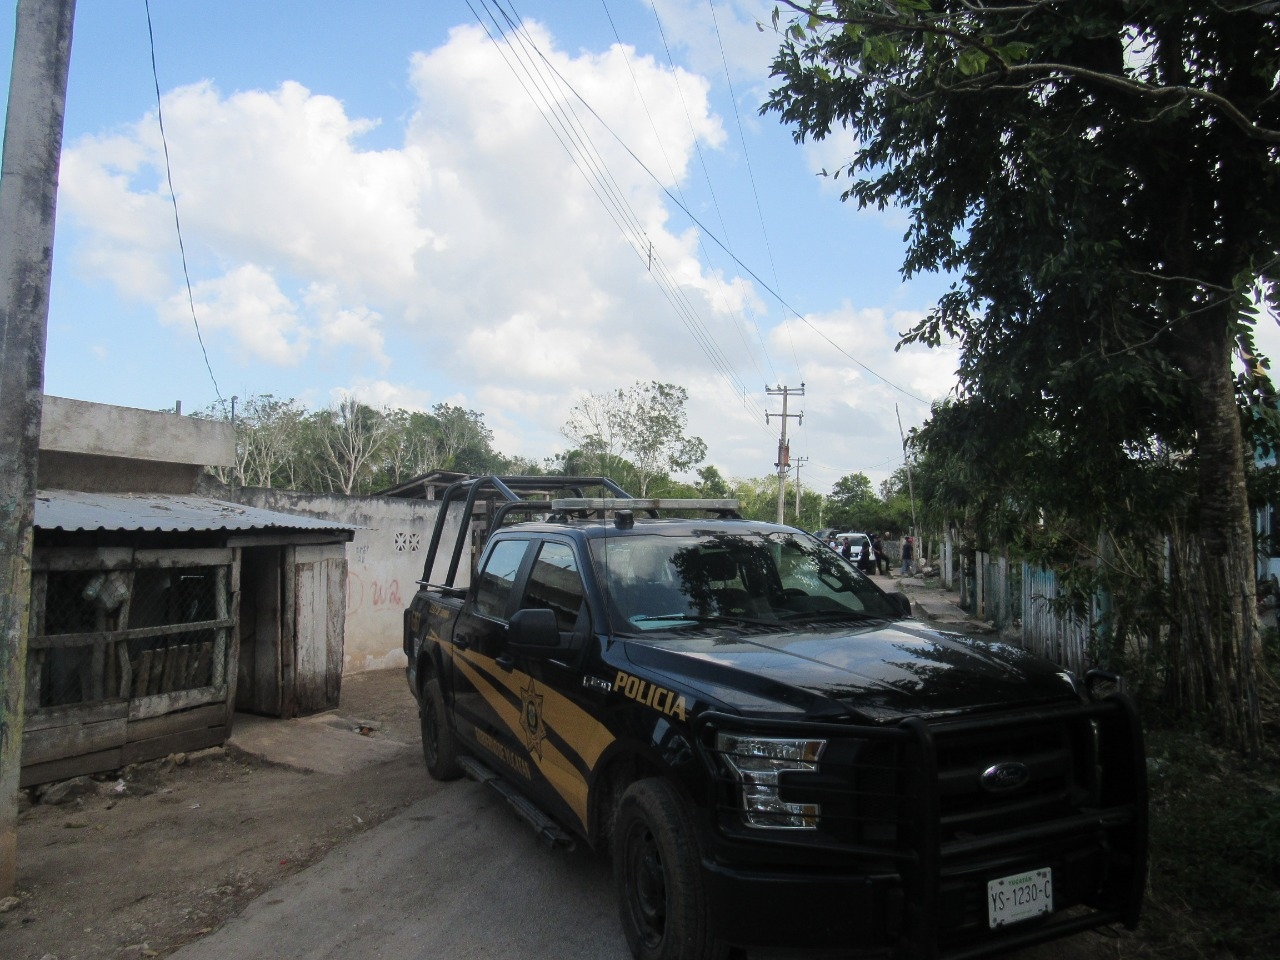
(232, 489), (455, 673)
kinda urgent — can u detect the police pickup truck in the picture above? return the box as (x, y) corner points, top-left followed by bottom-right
(404, 477), (1146, 960)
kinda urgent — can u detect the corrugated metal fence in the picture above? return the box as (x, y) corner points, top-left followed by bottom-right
(969, 551), (1092, 673)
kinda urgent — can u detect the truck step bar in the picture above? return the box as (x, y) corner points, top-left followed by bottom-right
(459, 754), (576, 851)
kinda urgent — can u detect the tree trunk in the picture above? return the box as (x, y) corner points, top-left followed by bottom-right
(1176, 321), (1263, 752)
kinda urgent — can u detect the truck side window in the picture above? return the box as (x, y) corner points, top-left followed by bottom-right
(473, 539), (528, 620)
(522, 541), (585, 632)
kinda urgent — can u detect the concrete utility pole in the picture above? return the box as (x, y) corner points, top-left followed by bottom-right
(0, 0), (77, 897)
(894, 403), (918, 539)
(765, 383), (804, 525)
(793, 455), (809, 520)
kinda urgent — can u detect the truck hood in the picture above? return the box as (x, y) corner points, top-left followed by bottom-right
(619, 619), (1079, 724)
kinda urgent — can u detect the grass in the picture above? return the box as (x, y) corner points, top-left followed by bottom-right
(1121, 723), (1280, 959)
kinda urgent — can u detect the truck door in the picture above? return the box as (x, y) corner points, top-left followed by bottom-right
(449, 537), (533, 780)
(505, 539), (613, 835)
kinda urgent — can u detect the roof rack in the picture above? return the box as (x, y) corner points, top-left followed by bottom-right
(550, 497), (740, 518)
(420, 476), (632, 587)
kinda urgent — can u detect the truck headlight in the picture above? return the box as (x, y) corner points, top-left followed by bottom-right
(716, 733), (826, 829)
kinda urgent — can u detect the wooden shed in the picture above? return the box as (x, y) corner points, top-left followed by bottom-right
(22, 491), (354, 787)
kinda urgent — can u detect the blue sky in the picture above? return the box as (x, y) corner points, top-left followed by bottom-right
(2, 0), (969, 497)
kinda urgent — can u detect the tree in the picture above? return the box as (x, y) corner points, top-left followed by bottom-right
(313, 397), (395, 496)
(380, 403), (500, 485)
(695, 464), (731, 498)
(197, 394), (306, 489)
(764, 1), (1280, 748)
(562, 382), (707, 495)
(728, 476), (784, 522)
(825, 472), (876, 530)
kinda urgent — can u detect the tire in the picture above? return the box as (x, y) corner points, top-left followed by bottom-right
(420, 676), (463, 781)
(613, 778), (726, 960)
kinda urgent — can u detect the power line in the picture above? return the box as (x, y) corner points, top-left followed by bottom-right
(144, 0), (222, 403)
(706, 0), (801, 378)
(601, 0), (775, 389)
(484, 2), (757, 415)
(469, 0), (773, 430)
(479, 3), (928, 406)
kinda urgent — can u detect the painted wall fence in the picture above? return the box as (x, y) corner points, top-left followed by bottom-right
(225, 487), (450, 673)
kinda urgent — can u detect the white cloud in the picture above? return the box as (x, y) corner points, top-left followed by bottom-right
(159, 264), (307, 366)
(331, 380), (434, 412)
(55, 13), (958, 491)
(304, 283), (389, 368)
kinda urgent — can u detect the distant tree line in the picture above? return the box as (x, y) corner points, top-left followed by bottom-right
(197, 394), (526, 495)
(196, 386), (902, 536)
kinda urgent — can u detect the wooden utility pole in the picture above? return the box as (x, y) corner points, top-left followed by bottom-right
(0, 0), (76, 897)
(766, 383), (804, 524)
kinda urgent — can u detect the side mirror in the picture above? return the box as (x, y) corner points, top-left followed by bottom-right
(888, 591), (913, 619)
(509, 608), (562, 649)
(1084, 668), (1125, 699)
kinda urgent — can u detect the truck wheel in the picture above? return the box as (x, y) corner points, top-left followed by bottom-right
(613, 779), (725, 960)
(420, 676), (462, 781)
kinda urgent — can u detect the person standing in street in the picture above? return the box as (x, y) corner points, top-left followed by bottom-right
(872, 533), (890, 576)
(901, 536), (914, 576)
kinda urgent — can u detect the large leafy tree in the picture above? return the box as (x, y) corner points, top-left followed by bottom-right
(825, 472), (880, 530)
(764, 1), (1280, 748)
(561, 382), (707, 495)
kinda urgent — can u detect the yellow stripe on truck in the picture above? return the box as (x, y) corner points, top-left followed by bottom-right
(451, 648), (615, 831)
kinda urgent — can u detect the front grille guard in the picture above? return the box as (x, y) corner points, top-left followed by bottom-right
(695, 695), (1148, 960)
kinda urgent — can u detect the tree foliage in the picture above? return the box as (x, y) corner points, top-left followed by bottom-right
(561, 382), (707, 495)
(200, 395), (508, 495)
(764, 1), (1280, 748)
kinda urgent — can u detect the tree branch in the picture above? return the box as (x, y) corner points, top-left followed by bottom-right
(778, 1), (1280, 143)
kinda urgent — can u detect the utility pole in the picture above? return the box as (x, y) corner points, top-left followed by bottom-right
(0, 0), (77, 897)
(765, 383), (804, 525)
(895, 404), (918, 538)
(793, 455), (809, 522)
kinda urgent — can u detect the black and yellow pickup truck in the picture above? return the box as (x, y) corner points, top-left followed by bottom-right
(404, 476), (1146, 960)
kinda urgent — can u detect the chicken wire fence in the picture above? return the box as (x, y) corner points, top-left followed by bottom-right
(28, 564), (231, 710)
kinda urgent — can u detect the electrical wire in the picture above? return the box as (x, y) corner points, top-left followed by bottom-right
(144, 0), (222, 404)
(489, 0), (759, 415)
(705, 0), (801, 378)
(478, 1), (928, 406)
(596, 0), (778, 391)
(469, 0), (774, 429)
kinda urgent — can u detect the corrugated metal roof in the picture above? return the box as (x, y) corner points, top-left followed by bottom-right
(35, 490), (356, 536)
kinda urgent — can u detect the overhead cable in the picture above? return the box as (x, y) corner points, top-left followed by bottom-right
(144, 0), (222, 404)
(469, 0), (774, 429)
(482, 1), (929, 406)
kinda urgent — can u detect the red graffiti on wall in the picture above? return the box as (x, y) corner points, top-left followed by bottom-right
(371, 578), (402, 608)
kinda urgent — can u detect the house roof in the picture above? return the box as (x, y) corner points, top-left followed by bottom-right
(375, 469), (472, 499)
(34, 490), (356, 537)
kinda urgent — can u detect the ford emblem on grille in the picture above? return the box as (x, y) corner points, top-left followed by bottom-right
(980, 761), (1030, 793)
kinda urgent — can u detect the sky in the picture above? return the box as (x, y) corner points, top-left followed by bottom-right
(1, 0), (972, 499)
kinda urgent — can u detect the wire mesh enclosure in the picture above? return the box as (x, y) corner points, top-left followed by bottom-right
(26, 560), (232, 711)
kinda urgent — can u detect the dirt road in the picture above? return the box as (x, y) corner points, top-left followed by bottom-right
(2, 659), (1128, 960)
(1, 669), (429, 960)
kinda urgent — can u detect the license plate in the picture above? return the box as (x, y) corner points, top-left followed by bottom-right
(987, 867), (1053, 928)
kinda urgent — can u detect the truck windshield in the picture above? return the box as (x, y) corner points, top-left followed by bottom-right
(589, 531), (901, 633)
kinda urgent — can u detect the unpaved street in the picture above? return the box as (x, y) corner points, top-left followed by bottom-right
(3, 665), (1124, 960)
